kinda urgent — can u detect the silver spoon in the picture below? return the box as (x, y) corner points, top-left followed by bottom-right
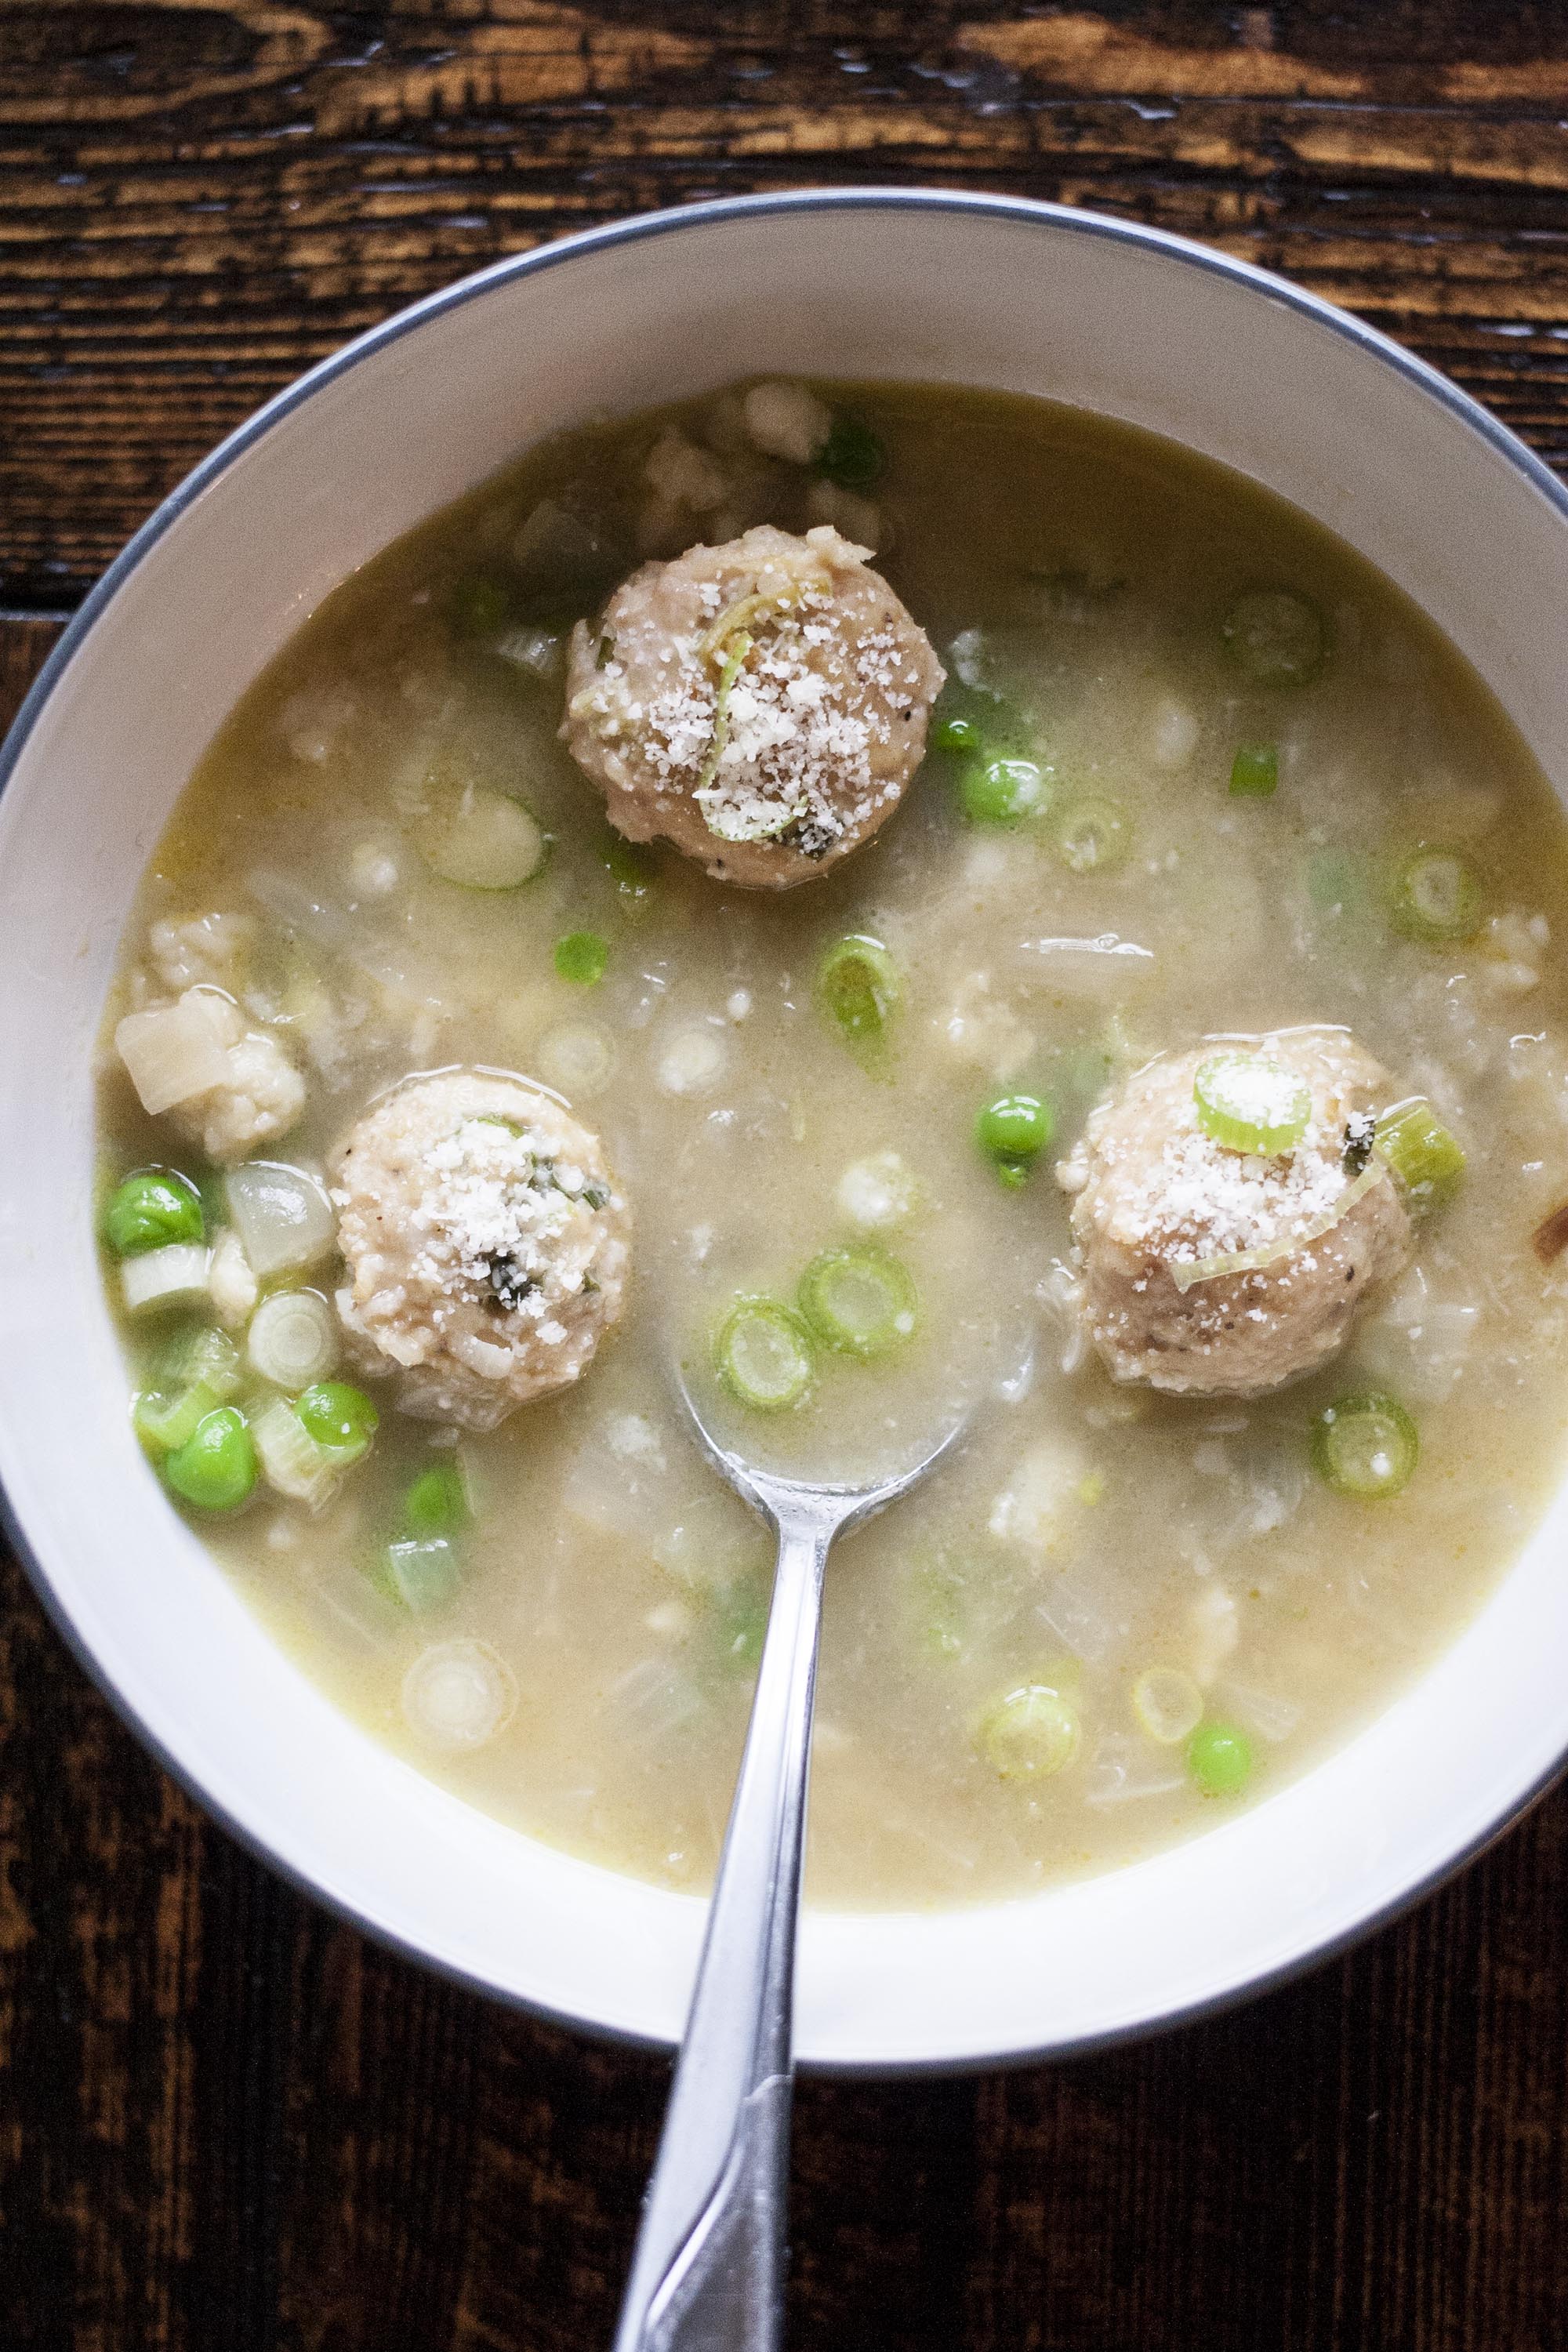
(612, 1387), (964, 2352)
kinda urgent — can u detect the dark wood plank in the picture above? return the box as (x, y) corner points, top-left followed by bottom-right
(7, 5), (1568, 2343)
(5, 1), (1568, 601)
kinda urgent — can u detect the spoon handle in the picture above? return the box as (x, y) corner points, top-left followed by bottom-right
(612, 1510), (833, 2352)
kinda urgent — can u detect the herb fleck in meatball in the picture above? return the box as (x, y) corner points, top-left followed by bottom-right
(561, 524), (944, 888)
(331, 1071), (630, 1431)
(1060, 1031), (1413, 1397)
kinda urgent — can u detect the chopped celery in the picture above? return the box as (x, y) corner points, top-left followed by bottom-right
(380, 1535), (461, 1613)
(159, 1324), (242, 1402)
(1193, 1051), (1311, 1157)
(1229, 743), (1279, 798)
(554, 930), (610, 985)
(1312, 1392), (1419, 1500)
(601, 828), (658, 911)
(714, 1299), (815, 1412)
(135, 1381), (221, 1457)
(797, 1247), (917, 1359)
(1219, 588), (1329, 688)
(252, 1399), (344, 1507)
(1374, 1098), (1465, 1212)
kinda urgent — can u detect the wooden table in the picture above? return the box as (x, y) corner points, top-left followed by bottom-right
(5, 7), (1568, 2344)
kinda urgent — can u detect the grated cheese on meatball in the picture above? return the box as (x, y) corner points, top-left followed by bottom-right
(561, 524), (944, 888)
(331, 1070), (630, 1431)
(1063, 1030), (1414, 1397)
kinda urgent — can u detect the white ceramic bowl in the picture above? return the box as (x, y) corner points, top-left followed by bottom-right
(5, 191), (1568, 2072)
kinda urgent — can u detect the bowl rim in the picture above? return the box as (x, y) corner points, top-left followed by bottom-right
(7, 184), (1568, 2075)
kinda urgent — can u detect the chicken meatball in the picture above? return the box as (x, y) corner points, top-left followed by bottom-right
(561, 523), (945, 887)
(330, 1071), (630, 1431)
(1060, 1031), (1413, 1398)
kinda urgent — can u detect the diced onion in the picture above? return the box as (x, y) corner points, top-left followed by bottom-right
(834, 1151), (920, 1231)
(657, 1027), (728, 1098)
(224, 1162), (336, 1278)
(536, 1020), (615, 1099)
(1131, 1666), (1204, 1746)
(495, 623), (564, 677)
(115, 998), (230, 1113)
(247, 1290), (339, 1392)
(251, 1398), (343, 1508)
(122, 1243), (211, 1312)
(401, 1639), (517, 1750)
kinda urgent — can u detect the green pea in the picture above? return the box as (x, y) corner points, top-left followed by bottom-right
(959, 757), (1051, 827)
(975, 1092), (1054, 1188)
(105, 1169), (205, 1258)
(297, 1381), (379, 1457)
(555, 930), (610, 985)
(403, 1462), (470, 1538)
(1186, 1719), (1254, 1798)
(163, 1407), (256, 1513)
(932, 710), (984, 754)
(816, 415), (886, 491)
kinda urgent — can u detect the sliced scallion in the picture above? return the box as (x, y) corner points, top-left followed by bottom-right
(979, 1684), (1080, 1781)
(1388, 848), (1481, 943)
(714, 1299), (816, 1413)
(417, 782), (549, 890)
(1193, 1051), (1311, 1157)
(1219, 588), (1329, 688)
(797, 1247), (917, 1359)
(1312, 1392), (1419, 1500)
(816, 934), (898, 1062)
(1054, 794), (1131, 873)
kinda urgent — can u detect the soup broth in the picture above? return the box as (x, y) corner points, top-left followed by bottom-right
(96, 381), (1568, 1907)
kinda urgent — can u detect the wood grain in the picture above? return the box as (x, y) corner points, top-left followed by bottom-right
(5, 6), (1568, 2344)
(5, 0), (1568, 603)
